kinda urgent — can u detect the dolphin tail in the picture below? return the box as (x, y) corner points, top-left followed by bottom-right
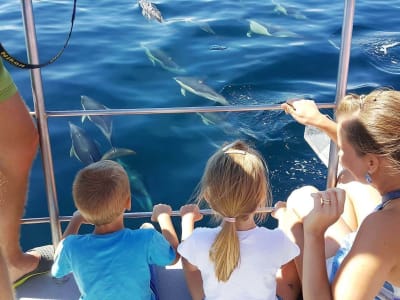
(101, 147), (136, 161)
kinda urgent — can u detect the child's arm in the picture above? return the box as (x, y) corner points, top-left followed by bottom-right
(180, 204), (204, 300)
(181, 258), (205, 300)
(151, 204), (180, 264)
(62, 210), (87, 239)
(180, 204), (203, 241)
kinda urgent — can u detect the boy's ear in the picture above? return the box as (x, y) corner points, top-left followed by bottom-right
(125, 195), (132, 211)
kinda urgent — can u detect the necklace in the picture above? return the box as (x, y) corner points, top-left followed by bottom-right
(379, 189), (400, 210)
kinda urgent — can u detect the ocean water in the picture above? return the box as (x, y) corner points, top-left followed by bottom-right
(1, 0), (400, 250)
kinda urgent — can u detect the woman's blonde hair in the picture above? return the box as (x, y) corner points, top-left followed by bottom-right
(335, 93), (363, 120)
(342, 89), (400, 172)
(72, 160), (130, 225)
(198, 140), (271, 282)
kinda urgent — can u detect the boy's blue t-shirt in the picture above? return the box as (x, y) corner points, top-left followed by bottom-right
(51, 228), (175, 300)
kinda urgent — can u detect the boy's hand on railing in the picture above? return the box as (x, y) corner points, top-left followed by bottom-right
(180, 204), (203, 223)
(71, 210), (90, 224)
(62, 210), (89, 239)
(180, 204), (202, 241)
(151, 204), (172, 223)
(151, 204), (180, 263)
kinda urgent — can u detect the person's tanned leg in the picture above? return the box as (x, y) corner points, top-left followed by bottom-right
(0, 59), (40, 282)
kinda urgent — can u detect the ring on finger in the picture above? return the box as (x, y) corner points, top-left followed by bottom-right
(321, 198), (331, 204)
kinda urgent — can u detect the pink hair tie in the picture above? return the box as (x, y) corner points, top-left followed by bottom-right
(224, 217), (236, 223)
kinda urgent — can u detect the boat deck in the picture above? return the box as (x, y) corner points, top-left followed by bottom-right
(16, 260), (191, 300)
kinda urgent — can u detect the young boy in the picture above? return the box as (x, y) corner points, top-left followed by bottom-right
(51, 160), (179, 300)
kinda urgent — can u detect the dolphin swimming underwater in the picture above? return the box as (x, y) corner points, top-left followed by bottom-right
(272, 0), (307, 20)
(69, 122), (136, 165)
(138, 0), (164, 23)
(81, 95), (113, 146)
(173, 76), (229, 105)
(117, 160), (153, 211)
(69, 122), (102, 165)
(140, 43), (186, 74)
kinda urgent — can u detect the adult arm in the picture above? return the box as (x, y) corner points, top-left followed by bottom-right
(281, 100), (338, 143)
(302, 188), (345, 300)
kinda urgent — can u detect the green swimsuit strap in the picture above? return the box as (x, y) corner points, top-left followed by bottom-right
(0, 58), (18, 102)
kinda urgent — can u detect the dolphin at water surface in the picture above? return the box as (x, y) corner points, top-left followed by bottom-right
(138, 0), (164, 23)
(247, 19), (299, 38)
(173, 76), (229, 105)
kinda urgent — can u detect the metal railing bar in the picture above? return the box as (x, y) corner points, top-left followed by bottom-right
(28, 103), (336, 117)
(21, 207), (275, 225)
(21, 0), (62, 247)
(326, 0), (355, 189)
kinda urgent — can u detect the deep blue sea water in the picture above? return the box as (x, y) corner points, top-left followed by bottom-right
(1, 0), (400, 250)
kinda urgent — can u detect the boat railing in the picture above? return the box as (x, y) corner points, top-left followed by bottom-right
(18, 0), (355, 248)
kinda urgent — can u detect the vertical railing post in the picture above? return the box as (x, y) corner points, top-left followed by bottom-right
(326, 0), (356, 188)
(20, 0), (62, 246)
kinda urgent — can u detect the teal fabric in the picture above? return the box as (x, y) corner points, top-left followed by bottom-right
(52, 228), (175, 300)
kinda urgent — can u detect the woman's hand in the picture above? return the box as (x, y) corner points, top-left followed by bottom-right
(303, 188), (346, 236)
(281, 99), (325, 127)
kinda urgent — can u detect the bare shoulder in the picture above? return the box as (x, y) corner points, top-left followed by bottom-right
(356, 208), (400, 257)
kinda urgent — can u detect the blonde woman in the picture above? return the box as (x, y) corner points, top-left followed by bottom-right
(178, 140), (300, 300)
(277, 90), (400, 299)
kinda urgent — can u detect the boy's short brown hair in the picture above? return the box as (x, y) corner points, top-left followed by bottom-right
(72, 160), (130, 225)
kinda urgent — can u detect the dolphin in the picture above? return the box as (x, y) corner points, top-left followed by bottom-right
(69, 122), (136, 165)
(102, 147), (136, 160)
(173, 76), (229, 105)
(69, 122), (102, 165)
(197, 112), (260, 140)
(116, 160), (153, 211)
(184, 18), (216, 34)
(247, 20), (272, 37)
(272, 0), (307, 20)
(81, 95), (113, 147)
(140, 43), (186, 74)
(138, 0), (164, 23)
(247, 19), (299, 38)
